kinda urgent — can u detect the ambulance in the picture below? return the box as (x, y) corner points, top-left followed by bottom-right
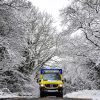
(37, 68), (65, 97)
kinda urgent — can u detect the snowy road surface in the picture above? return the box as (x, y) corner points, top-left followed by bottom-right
(0, 89), (99, 100)
(1, 97), (92, 100)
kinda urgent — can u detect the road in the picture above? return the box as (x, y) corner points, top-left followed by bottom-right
(1, 97), (92, 100)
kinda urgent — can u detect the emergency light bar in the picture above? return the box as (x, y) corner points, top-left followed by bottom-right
(40, 69), (62, 74)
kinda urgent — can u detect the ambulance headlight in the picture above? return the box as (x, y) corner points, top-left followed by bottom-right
(41, 84), (44, 87)
(59, 84), (63, 87)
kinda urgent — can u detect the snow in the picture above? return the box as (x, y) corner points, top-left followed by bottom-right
(0, 93), (19, 99)
(64, 90), (100, 100)
(0, 92), (38, 99)
(0, 87), (38, 99)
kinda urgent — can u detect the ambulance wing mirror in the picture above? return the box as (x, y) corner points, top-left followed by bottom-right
(36, 79), (39, 83)
(37, 78), (41, 83)
(63, 78), (66, 82)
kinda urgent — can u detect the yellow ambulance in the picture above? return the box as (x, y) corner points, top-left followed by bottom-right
(37, 68), (64, 97)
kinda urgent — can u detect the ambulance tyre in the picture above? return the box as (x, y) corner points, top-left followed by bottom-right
(57, 91), (63, 97)
(40, 91), (45, 97)
(59, 92), (63, 97)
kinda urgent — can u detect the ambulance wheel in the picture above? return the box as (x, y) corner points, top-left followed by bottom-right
(57, 91), (63, 98)
(40, 91), (45, 97)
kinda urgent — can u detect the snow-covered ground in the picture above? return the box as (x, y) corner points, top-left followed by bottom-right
(0, 86), (39, 99)
(0, 93), (19, 99)
(1, 88), (100, 100)
(0, 92), (37, 99)
(64, 90), (100, 100)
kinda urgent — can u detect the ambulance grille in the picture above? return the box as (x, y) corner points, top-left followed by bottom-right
(45, 84), (58, 88)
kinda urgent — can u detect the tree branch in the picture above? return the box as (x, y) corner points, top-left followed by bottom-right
(84, 31), (100, 48)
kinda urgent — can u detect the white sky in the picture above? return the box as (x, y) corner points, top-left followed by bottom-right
(28, 0), (73, 32)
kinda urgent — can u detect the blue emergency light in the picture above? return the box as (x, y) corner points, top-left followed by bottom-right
(40, 69), (62, 74)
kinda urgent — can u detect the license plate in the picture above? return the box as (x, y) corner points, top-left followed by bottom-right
(47, 90), (58, 92)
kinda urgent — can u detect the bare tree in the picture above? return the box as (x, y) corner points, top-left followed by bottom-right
(0, 0), (57, 91)
(25, 11), (57, 73)
(59, 0), (100, 89)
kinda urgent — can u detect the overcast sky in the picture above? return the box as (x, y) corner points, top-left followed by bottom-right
(28, 0), (73, 31)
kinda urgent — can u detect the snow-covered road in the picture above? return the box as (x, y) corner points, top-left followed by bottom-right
(0, 89), (100, 100)
(1, 97), (91, 100)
